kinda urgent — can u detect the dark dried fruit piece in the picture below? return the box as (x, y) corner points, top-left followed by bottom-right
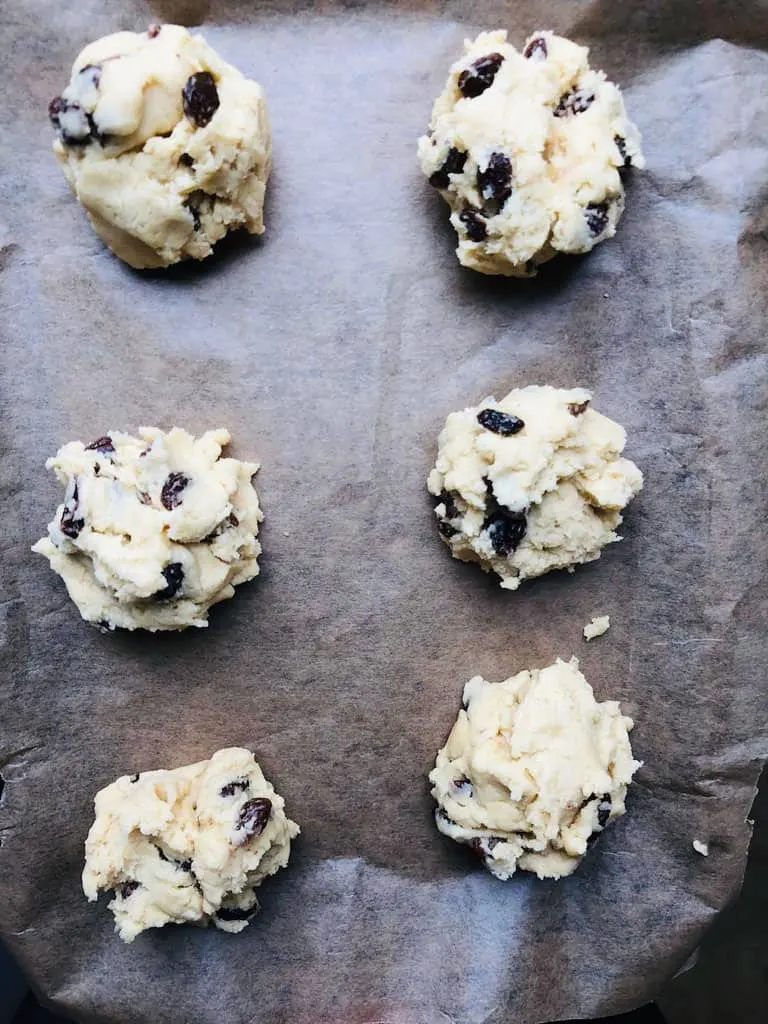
(597, 794), (612, 829)
(485, 512), (527, 557)
(179, 859), (193, 872)
(161, 472), (189, 510)
(428, 146), (468, 189)
(154, 562), (184, 600)
(438, 491), (458, 520)
(48, 97), (93, 146)
(554, 89), (595, 117)
(179, 152), (194, 168)
(470, 835), (502, 857)
(568, 400), (590, 416)
(452, 776), (473, 795)
(614, 134), (632, 168)
(220, 778), (250, 798)
(585, 202), (610, 237)
(482, 477), (528, 557)
(477, 152), (512, 211)
(119, 880), (140, 899)
(477, 408), (525, 436)
(85, 436), (115, 455)
(60, 480), (85, 539)
(204, 511), (240, 543)
(79, 64), (102, 90)
(523, 37), (548, 60)
(458, 53), (504, 98)
(182, 72), (220, 127)
(234, 797), (272, 842)
(48, 96), (65, 124)
(459, 207), (487, 241)
(436, 490), (460, 538)
(215, 904), (258, 921)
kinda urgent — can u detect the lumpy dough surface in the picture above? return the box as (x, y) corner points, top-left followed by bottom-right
(32, 427), (262, 631)
(82, 748), (300, 942)
(427, 385), (643, 590)
(418, 29), (645, 276)
(430, 658), (640, 880)
(48, 24), (271, 269)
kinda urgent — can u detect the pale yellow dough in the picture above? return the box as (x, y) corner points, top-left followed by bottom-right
(418, 29), (644, 275)
(33, 427), (262, 631)
(430, 658), (640, 879)
(49, 24), (271, 268)
(83, 748), (299, 942)
(428, 385), (643, 590)
(584, 615), (611, 640)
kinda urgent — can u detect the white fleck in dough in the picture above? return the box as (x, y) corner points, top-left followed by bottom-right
(49, 24), (271, 269)
(427, 386), (643, 590)
(692, 839), (709, 857)
(430, 658), (640, 879)
(83, 748), (299, 942)
(418, 29), (644, 276)
(584, 615), (611, 641)
(32, 427), (262, 631)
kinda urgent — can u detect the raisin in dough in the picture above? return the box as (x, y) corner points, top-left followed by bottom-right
(427, 386), (643, 590)
(32, 427), (262, 631)
(48, 24), (271, 269)
(82, 748), (300, 942)
(430, 658), (640, 879)
(418, 30), (644, 276)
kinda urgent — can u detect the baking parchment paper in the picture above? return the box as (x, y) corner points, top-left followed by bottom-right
(1, 1), (767, 1021)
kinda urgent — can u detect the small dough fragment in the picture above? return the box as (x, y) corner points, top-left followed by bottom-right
(584, 615), (611, 641)
(418, 29), (644, 276)
(48, 24), (271, 268)
(428, 385), (643, 590)
(692, 839), (709, 857)
(33, 427), (262, 631)
(430, 658), (640, 879)
(82, 748), (299, 942)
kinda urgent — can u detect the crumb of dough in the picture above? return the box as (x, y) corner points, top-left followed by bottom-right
(692, 839), (709, 857)
(584, 615), (611, 641)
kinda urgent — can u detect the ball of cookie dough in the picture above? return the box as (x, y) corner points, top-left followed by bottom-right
(32, 427), (262, 631)
(430, 658), (640, 880)
(48, 24), (271, 269)
(82, 748), (300, 942)
(427, 385), (643, 590)
(417, 29), (644, 276)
